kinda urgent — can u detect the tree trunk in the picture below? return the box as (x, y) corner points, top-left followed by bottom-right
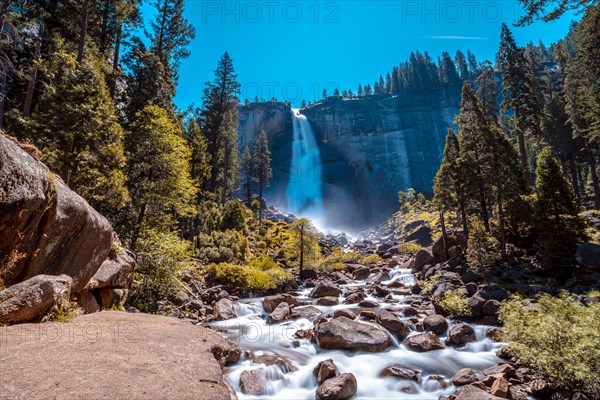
(515, 107), (531, 186)
(439, 207), (449, 261)
(99, 0), (112, 53)
(497, 192), (507, 258)
(23, 24), (44, 117)
(299, 226), (304, 278)
(588, 147), (600, 209)
(77, 0), (91, 63)
(110, 19), (123, 98)
(0, 61), (6, 129)
(258, 178), (264, 221)
(131, 203), (148, 251)
(569, 154), (581, 205)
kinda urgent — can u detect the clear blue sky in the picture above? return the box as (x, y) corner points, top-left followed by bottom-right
(143, 1), (578, 109)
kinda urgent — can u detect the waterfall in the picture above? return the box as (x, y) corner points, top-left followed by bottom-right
(286, 108), (323, 222)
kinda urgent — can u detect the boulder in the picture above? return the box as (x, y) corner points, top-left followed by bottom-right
(405, 226), (433, 247)
(483, 300), (500, 316)
(250, 352), (297, 373)
(266, 302), (289, 324)
(491, 376), (510, 398)
(239, 369), (268, 396)
(379, 364), (420, 382)
(212, 298), (237, 321)
(432, 236), (448, 262)
(468, 295), (487, 317)
(316, 297), (339, 306)
(422, 314), (448, 335)
(353, 266), (371, 280)
(402, 332), (445, 352)
(452, 368), (479, 386)
(315, 373), (357, 400)
(414, 249), (435, 272)
(313, 359), (338, 384)
(290, 305), (321, 321)
(0, 274), (72, 323)
(315, 316), (391, 352)
(262, 294), (297, 313)
(309, 281), (342, 298)
(300, 269), (318, 280)
(0, 135), (113, 292)
(357, 299), (379, 308)
(98, 288), (128, 309)
(333, 309), (356, 320)
(211, 338), (241, 367)
(448, 245), (463, 260)
(456, 385), (506, 400)
(85, 247), (135, 290)
(376, 310), (411, 338)
(575, 242), (600, 269)
(78, 290), (100, 314)
(483, 364), (516, 378)
(344, 292), (365, 304)
(477, 284), (508, 301)
(447, 323), (476, 346)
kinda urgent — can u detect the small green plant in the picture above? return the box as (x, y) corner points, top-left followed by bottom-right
(499, 293), (600, 394)
(419, 271), (442, 293)
(202, 260), (294, 292)
(434, 289), (471, 317)
(360, 254), (381, 265)
(466, 217), (500, 268)
(44, 302), (78, 323)
(586, 290), (600, 298)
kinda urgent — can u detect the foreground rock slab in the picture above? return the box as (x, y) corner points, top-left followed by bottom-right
(316, 373), (358, 400)
(315, 316), (391, 352)
(0, 311), (231, 400)
(0, 274), (72, 323)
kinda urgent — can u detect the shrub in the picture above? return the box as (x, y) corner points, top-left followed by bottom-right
(419, 271), (442, 293)
(466, 218), (500, 268)
(196, 229), (248, 263)
(43, 302), (78, 323)
(203, 263), (248, 288)
(360, 254), (382, 265)
(499, 294), (600, 394)
(398, 242), (423, 254)
(203, 259), (294, 292)
(129, 229), (196, 313)
(221, 199), (247, 232)
(434, 289), (471, 317)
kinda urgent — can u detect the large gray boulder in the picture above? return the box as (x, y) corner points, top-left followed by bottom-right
(575, 242), (600, 269)
(85, 248), (135, 290)
(212, 298), (237, 321)
(0, 274), (73, 323)
(315, 373), (357, 400)
(315, 316), (391, 352)
(0, 135), (113, 292)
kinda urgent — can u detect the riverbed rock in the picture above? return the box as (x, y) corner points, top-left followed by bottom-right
(452, 368), (479, 386)
(447, 323), (476, 346)
(422, 314), (448, 335)
(266, 301), (289, 324)
(315, 373), (357, 400)
(315, 316), (391, 352)
(0, 274), (73, 323)
(376, 310), (411, 338)
(333, 309), (356, 320)
(358, 299), (379, 308)
(313, 359), (338, 384)
(402, 332), (445, 352)
(309, 281), (342, 298)
(353, 266), (371, 280)
(98, 288), (128, 310)
(344, 292), (365, 304)
(262, 294), (297, 313)
(212, 298), (237, 321)
(316, 297), (339, 306)
(0, 135), (113, 292)
(239, 369), (268, 396)
(477, 283), (508, 301)
(250, 352), (297, 373)
(491, 376), (510, 398)
(379, 364), (421, 382)
(455, 385), (507, 400)
(413, 249), (435, 272)
(483, 299), (500, 315)
(211, 338), (241, 367)
(290, 305), (321, 321)
(483, 364), (516, 378)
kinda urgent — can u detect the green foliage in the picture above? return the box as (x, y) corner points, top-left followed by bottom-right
(499, 293), (600, 394)
(196, 229), (248, 264)
(534, 148), (587, 272)
(434, 289), (471, 317)
(221, 200), (247, 232)
(43, 302), (78, 323)
(290, 218), (320, 273)
(419, 272), (442, 294)
(398, 242), (423, 254)
(203, 258), (294, 292)
(129, 229), (195, 313)
(253, 129), (273, 219)
(466, 218), (500, 268)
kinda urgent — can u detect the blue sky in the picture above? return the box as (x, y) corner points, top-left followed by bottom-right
(144, 1), (578, 108)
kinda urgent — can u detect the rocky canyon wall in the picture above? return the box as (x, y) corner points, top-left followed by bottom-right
(237, 83), (462, 232)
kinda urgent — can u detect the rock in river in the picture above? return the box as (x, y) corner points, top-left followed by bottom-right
(315, 316), (391, 352)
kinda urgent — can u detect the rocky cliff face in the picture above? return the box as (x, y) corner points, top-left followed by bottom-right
(237, 84), (461, 231)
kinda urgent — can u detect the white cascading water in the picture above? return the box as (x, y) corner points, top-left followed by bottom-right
(286, 108), (324, 223)
(204, 262), (503, 399)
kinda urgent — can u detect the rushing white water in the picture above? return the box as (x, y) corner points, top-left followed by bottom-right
(286, 108), (324, 223)
(204, 262), (504, 399)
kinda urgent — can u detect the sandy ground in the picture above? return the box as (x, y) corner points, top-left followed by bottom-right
(0, 311), (232, 400)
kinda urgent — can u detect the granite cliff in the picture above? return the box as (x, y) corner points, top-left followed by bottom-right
(237, 83), (462, 231)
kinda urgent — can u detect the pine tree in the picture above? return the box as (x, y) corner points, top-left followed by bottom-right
(291, 218), (318, 278)
(534, 147), (586, 274)
(497, 23), (541, 186)
(357, 83), (364, 96)
(439, 51), (459, 84)
(241, 145), (253, 205)
(126, 104), (197, 249)
(455, 50), (469, 80)
(26, 43), (129, 216)
(253, 129), (272, 220)
(200, 52), (241, 204)
(475, 60), (499, 123)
